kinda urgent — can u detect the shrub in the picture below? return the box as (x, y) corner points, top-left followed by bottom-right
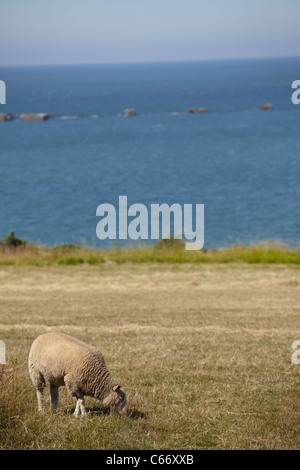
(0, 231), (26, 248)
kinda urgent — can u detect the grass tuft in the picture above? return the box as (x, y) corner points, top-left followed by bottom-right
(0, 240), (299, 266)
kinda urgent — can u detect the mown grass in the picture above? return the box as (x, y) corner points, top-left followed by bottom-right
(0, 263), (300, 449)
(0, 240), (300, 266)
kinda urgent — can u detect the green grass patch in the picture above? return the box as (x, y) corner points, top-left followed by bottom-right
(0, 239), (299, 266)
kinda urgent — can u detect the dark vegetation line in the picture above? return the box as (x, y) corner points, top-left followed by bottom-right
(1, 231), (299, 265)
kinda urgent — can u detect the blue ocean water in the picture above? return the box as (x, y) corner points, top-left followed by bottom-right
(0, 57), (299, 248)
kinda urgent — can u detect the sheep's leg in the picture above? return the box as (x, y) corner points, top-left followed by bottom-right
(74, 399), (81, 416)
(31, 370), (45, 413)
(79, 398), (87, 416)
(50, 384), (59, 412)
(64, 375), (87, 417)
(37, 388), (45, 413)
(74, 396), (87, 417)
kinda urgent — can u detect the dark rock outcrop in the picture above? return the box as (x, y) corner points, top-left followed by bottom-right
(0, 113), (13, 121)
(186, 107), (198, 114)
(20, 113), (51, 121)
(260, 103), (273, 110)
(124, 109), (138, 117)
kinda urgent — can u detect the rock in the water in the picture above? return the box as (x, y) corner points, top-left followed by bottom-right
(260, 103), (273, 110)
(186, 107), (198, 114)
(124, 109), (138, 117)
(20, 113), (51, 121)
(0, 113), (13, 121)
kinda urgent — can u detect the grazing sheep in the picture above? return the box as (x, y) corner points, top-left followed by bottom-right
(28, 332), (128, 416)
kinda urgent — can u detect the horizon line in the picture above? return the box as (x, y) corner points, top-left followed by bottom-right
(1, 54), (300, 68)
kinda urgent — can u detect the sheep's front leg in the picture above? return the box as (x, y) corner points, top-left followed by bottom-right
(74, 397), (87, 417)
(37, 388), (45, 413)
(50, 384), (59, 412)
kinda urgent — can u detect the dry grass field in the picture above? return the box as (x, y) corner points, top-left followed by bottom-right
(0, 262), (300, 449)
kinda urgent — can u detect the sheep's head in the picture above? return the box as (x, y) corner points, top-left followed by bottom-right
(103, 384), (128, 415)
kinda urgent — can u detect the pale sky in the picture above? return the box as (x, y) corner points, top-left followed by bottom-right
(1, 0), (300, 65)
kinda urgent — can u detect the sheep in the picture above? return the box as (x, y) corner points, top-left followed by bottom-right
(28, 332), (128, 416)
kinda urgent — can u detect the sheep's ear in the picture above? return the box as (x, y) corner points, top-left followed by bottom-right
(113, 384), (121, 391)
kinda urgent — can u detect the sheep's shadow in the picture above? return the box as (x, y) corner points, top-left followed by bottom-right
(126, 407), (147, 420)
(64, 405), (147, 419)
(64, 405), (109, 416)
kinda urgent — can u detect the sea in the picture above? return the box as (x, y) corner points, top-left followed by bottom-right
(0, 57), (299, 249)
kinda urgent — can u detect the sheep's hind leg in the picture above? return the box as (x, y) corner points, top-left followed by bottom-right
(37, 388), (45, 413)
(50, 384), (59, 412)
(31, 370), (45, 413)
